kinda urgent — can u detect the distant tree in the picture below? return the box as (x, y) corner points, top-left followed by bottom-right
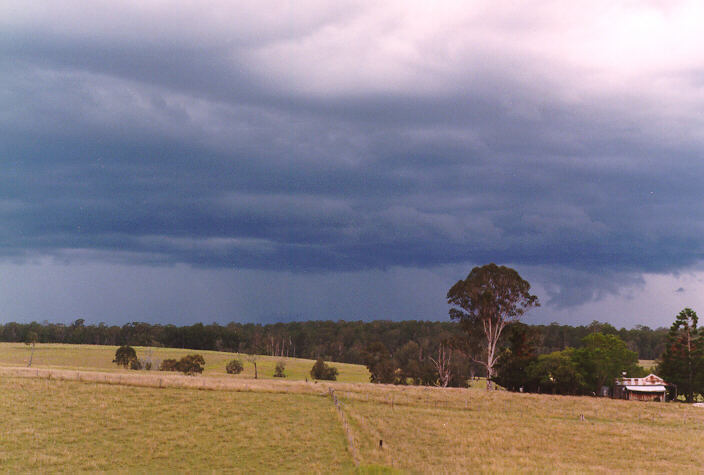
(363, 342), (396, 384)
(394, 341), (422, 385)
(158, 355), (205, 375)
(394, 341), (435, 385)
(25, 331), (38, 367)
(493, 323), (541, 392)
(274, 360), (286, 378)
(130, 359), (143, 370)
(527, 349), (586, 395)
(573, 333), (641, 393)
(310, 358), (338, 381)
(113, 345), (137, 368)
(658, 308), (704, 402)
(429, 343), (452, 387)
(159, 358), (180, 371)
(246, 353), (259, 379)
(226, 359), (244, 374)
(178, 354), (205, 375)
(447, 264), (539, 389)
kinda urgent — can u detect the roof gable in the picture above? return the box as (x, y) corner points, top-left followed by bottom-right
(616, 373), (666, 386)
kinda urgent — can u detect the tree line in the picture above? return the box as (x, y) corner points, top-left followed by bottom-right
(493, 324), (644, 395)
(3, 263), (691, 396)
(0, 317), (666, 364)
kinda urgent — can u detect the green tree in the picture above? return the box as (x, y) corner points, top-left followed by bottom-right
(113, 345), (137, 368)
(527, 349), (586, 395)
(157, 354), (205, 375)
(493, 323), (540, 392)
(159, 358), (179, 371)
(658, 308), (703, 402)
(310, 358), (338, 381)
(226, 359), (244, 374)
(574, 333), (641, 394)
(274, 360), (286, 378)
(177, 354), (205, 375)
(447, 263), (539, 389)
(363, 342), (397, 384)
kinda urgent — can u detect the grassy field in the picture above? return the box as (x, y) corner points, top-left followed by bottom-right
(639, 359), (656, 370)
(2, 344), (704, 472)
(0, 376), (353, 472)
(333, 384), (704, 472)
(0, 342), (370, 383)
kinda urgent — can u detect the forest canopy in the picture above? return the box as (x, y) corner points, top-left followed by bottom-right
(0, 319), (667, 364)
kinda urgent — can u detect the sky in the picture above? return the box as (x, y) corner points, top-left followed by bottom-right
(2, 1), (704, 328)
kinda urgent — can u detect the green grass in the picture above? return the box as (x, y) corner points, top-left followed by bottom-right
(0, 342), (370, 383)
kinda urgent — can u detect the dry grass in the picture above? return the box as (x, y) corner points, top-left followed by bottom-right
(332, 384), (704, 473)
(0, 342), (369, 383)
(639, 359), (657, 371)
(0, 376), (353, 472)
(3, 344), (704, 473)
(0, 365), (335, 395)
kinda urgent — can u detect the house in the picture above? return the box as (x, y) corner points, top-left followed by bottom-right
(613, 373), (667, 402)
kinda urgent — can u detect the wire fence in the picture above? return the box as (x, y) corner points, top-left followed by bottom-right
(328, 387), (360, 466)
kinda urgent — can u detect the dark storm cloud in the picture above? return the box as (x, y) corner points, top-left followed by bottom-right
(3, 1), (704, 309)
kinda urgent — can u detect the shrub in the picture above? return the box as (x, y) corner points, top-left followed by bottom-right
(128, 358), (152, 371)
(159, 358), (179, 372)
(178, 354), (205, 375)
(274, 360), (286, 378)
(226, 359), (244, 374)
(129, 359), (143, 370)
(310, 358), (338, 381)
(113, 346), (137, 368)
(159, 355), (205, 375)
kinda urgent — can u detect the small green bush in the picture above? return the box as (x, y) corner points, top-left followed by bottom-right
(113, 346), (137, 368)
(178, 354), (205, 375)
(128, 358), (152, 371)
(274, 360), (286, 378)
(226, 359), (244, 374)
(159, 355), (205, 375)
(310, 358), (338, 381)
(159, 358), (179, 372)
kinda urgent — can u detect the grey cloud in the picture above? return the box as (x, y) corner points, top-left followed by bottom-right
(3, 2), (704, 311)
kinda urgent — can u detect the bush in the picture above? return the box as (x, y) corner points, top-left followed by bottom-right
(226, 359), (244, 374)
(159, 355), (205, 375)
(274, 360), (286, 378)
(310, 358), (338, 381)
(128, 358), (152, 371)
(130, 359), (143, 370)
(159, 358), (180, 372)
(113, 345), (137, 368)
(178, 354), (205, 375)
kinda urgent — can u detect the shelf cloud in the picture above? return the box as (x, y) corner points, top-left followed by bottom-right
(2, 1), (704, 324)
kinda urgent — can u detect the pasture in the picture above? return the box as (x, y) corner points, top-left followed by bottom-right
(2, 344), (704, 472)
(0, 342), (369, 383)
(0, 376), (352, 472)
